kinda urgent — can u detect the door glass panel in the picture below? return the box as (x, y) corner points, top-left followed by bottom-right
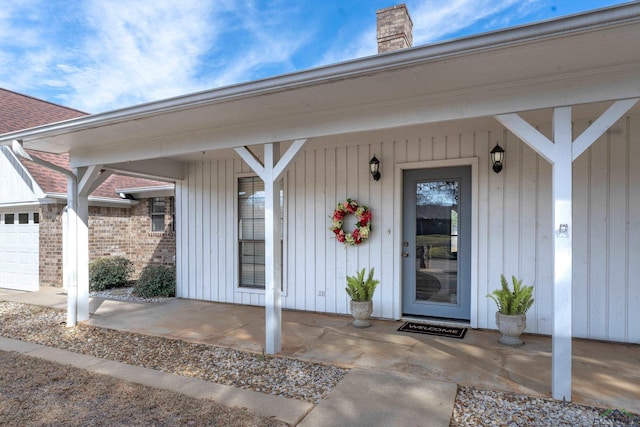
(415, 180), (459, 305)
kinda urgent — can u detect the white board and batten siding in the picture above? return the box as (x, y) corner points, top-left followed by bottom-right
(176, 112), (640, 344)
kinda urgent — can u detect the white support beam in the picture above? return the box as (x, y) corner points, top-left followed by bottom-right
(78, 165), (109, 197)
(235, 139), (309, 354)
(263, 142), (282, 354)
(572, 98), (639, 161)
(494, 113), (555, 163)
(273, 139), (307, 182)
(234, 147), (265, 180)
(551, 107), (573, 401)
(495, 99), (638, 401)
(105, 158), (185, 181)
(75, 167), (91, 322)
(65, 176), (78, 327)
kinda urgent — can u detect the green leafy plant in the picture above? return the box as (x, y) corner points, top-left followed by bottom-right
(133, 265), (176, 298)
(89, 256), (134, 292)
(487, 275), (534, 315)
(345, 268), (379, 302)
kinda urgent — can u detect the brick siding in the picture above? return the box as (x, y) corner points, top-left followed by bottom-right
(39, 197), (176, 287)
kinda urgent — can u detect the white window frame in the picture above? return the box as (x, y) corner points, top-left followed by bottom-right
(234, 173), (288, 296)
(150, 197), (166, 232)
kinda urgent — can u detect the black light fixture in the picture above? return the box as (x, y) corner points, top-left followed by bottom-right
(369, 155), (381, 181)
(490, 143), (505, 174)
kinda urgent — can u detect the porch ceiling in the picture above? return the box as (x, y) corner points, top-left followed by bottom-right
(0, 3), (639, 169)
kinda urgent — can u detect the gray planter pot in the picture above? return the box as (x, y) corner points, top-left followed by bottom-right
(350, 300), (373, 328)
(495, 312), (526, 346)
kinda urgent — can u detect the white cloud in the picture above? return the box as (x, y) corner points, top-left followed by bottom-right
(314, 0), (543, 67)
(0, 0), (547, 114)
(207, 1), (312, 88)
(60, 0), (220, 112)
(315, 27), (377, 68)
(11, 0), (309, 113)
(411, 0), (519, 43)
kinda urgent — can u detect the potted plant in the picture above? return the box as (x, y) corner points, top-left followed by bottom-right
(346, 268), (379, 328)
(487, 275), (534, 346)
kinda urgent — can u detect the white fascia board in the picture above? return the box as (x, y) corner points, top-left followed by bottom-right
(104, 159), (184, 181)
(115, 184), (175, 199)
(0, 201), (41, 210)
(42, 193), (138, 208)
(0, 2), (638, 149)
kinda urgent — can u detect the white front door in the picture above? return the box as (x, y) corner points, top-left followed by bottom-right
(0, 210), (39, 291)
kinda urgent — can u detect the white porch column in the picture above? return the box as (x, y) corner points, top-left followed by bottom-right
(551, 107), (573, 400)
(75, 165), (107, 322)
(495, 98), (638, 401)
(263, 143), (282, 354)
(235, 139), (307, 354)
(65, 176), (78, 327)
(76, 191), (90, 321)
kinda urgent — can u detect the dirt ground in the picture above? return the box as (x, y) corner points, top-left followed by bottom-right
(0, 350), (289, 427)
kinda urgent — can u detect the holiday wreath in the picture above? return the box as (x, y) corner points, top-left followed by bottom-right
(329, 198), (372, 246)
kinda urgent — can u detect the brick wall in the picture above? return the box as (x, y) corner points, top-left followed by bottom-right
(39, 197), (176, 287)
(39, 204), (64, 287)
(126, 197), (176, 277)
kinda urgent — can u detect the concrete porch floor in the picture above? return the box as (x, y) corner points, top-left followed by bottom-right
(2, 286), (639, 414)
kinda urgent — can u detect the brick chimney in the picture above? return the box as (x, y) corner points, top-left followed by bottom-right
(376, 4), (413, 53)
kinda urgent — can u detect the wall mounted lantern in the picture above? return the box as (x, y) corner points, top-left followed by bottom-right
(490, 143), (505, 174)
(370, 155), (381, 181)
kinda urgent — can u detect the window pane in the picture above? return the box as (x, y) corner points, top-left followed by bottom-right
(5, 214), (14, 225)
(34, 213), (39, 224)
(19, 213), (29, 224)
(152, 215), (165, 232)
(238, 177), (265, 289)
(238, 177), (284, 290)
(239, 242), (266, 289)
(151, 198), (166, 214)
(150, 198), (165, 231)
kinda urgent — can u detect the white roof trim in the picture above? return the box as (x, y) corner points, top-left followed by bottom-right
(42, 193), (139, 208)
(0, 201), (41, 210)
(115, 184), (175, 199)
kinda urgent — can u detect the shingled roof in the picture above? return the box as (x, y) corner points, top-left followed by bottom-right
(0, 88), (169, 199)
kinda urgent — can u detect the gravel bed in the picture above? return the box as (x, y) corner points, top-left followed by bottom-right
(0, 301), (347, 404)
(1, 300), (637, 425)
(451, 385), (640, 427)
(89, 286), (172, 303)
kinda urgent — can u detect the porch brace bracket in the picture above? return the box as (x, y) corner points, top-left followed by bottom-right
(494, 97), (638, 402)
(235, 139), (308, 354)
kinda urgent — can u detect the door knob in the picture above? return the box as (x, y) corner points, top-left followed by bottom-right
(402, 252), (409, 257)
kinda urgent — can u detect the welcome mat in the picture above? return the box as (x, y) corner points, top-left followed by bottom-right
(397, 322), (467, 339)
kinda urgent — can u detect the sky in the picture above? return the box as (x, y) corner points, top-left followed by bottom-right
(0, 0), (631, 114)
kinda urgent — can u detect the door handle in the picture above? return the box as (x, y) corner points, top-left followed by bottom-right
(402, 252), (409, 257)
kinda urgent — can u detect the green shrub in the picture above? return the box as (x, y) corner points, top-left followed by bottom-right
(89, 256), (134, 292)
(133, 265), (176, 298)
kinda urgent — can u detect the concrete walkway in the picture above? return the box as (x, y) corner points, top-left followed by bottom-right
(1, 286), (639, 425)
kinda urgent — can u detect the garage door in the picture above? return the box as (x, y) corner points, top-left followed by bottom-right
(0, 211), (39, 291)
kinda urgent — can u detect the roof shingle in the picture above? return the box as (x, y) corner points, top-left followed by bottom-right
(1, 88), (169, 199)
